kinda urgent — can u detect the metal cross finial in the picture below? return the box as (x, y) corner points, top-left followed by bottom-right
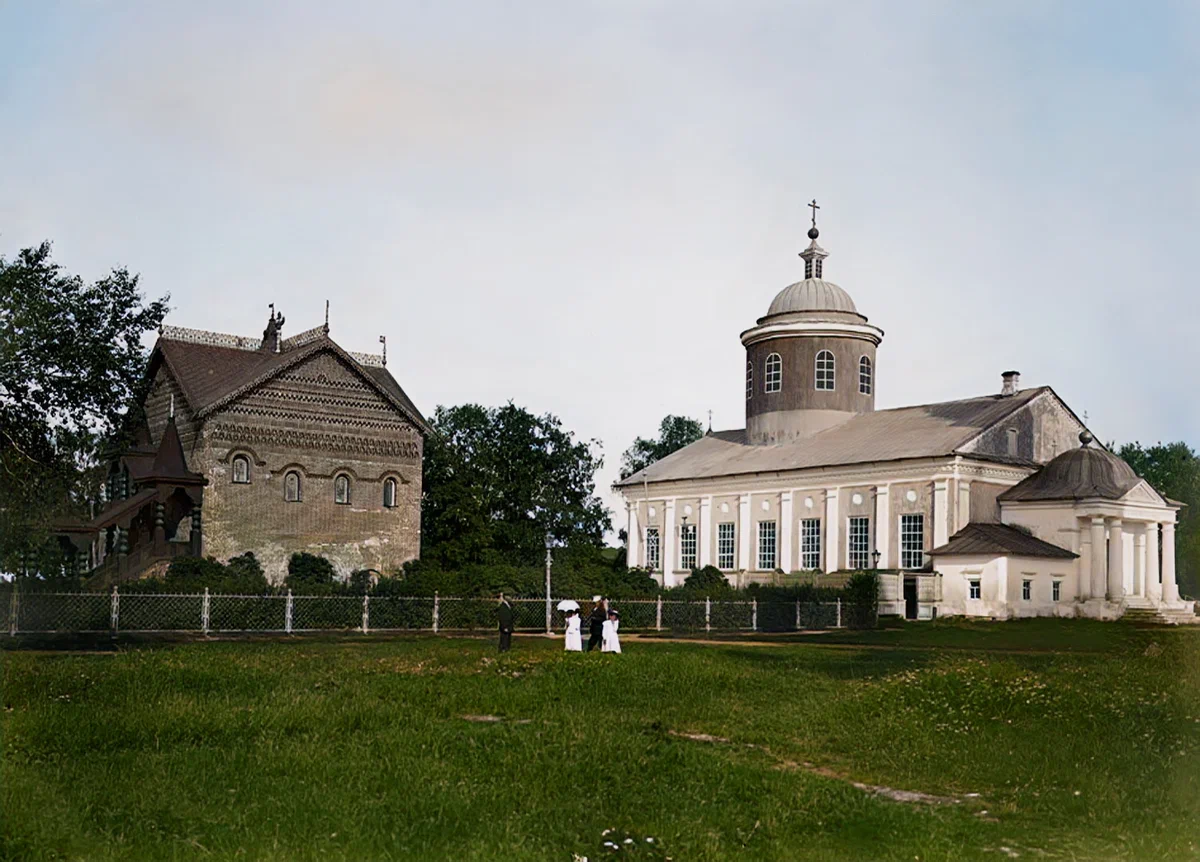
(708, 409), (713, 432)
(808, 199), (820, 229)
(379, 335), (387, 366)
(324, 300), (330, 333)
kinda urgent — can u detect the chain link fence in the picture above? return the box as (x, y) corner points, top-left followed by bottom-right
(2, 587), (845, 637)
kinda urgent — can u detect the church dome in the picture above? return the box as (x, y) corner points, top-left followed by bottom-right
(766, 278), (858, 317)
(999, 433), (1142, 502)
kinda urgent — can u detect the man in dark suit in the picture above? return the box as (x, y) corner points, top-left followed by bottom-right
(496, 595), (514, 652)
(586, 596), (607, 651)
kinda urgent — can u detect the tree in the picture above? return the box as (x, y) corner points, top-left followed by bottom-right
(0, 242), (169, 570)
(1117, 441), (1200, 598)
(620, 415), (704, 479)
(421, 403), (611, 569)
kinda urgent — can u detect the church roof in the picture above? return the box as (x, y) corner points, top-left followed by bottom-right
(615, 387), (1048, 486)
(929, 523), (1077, 559)
(151, 331), (428, 434)
(766, 278), (858, 316)
(997, 437), (1143, 503)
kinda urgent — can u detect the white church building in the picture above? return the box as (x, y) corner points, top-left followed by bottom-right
(616, 211), (1193, 623)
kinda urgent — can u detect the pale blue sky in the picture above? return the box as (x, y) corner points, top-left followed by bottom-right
(2, 1), (1197, 530)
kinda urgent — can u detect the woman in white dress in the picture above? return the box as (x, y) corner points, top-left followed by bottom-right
(601, 610), (621, 654)
(564, 610), (583, 652)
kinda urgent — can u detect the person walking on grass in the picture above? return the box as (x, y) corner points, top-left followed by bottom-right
(601, 609), (621, 654)
(586, 595), (607, 651)
(564, 609), (582, 652)
(496, 594), (514, 652)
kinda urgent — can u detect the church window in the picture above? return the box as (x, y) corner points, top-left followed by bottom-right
(969, 579), (981, 600)
(284, 471), (302, 502)
(746, 361), (753, 400)
(801, 518), (821, 569)
(757, 521), (777, 570)
(646, 527), (660, 572)
(383, 478), (398, 508)
(334, 474), (351, 505)
(717, 523), (736, 569)
(1022, 579), (1032, 601)
(1052, 580), (1062, 601)
(900, 514), (925, 570)
(858, 356), (872, 395)
(848, 517), (870, 569)
(764, 353), (782, 393)
(232, 455), (250, 484)
(816, 350), (835, 391)
(680, 524), (698, 570)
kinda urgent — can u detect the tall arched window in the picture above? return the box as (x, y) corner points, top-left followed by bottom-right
(383, 477), (398, 509)
(764, 353), (782, 393)
(815, 350), (835, 391)
(232, 455), (251, 484)
(858, 356), (872, 395)
(746, 361), (753, 400)
(284, 471), (302, 502)
(334, 474), (351, 505)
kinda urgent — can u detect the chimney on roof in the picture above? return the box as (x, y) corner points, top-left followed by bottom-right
(1000, 370), (1020, 397)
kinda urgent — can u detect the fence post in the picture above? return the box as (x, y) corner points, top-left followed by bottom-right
(8, 580), (18, 636)
(201, 588), (210, 635)
(362, 594), (370, 634)
(110, 585), (120, 635)
(705, 596), (711, 634)
(836, 597), (842, 629)
(656, 595), (662, 632)
(752, 598), (758, 632)
(285, 589), (293, 634)
(432, 591), (439, 633)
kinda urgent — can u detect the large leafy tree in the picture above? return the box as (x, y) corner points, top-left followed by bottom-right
(421, 403), (611, 569)
(1117, 440), (1200, 598)
(620, 414), (704, 479)
(0, 242), (168, 569)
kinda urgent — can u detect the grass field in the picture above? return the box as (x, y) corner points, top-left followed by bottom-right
(4, 620), (1200, 861)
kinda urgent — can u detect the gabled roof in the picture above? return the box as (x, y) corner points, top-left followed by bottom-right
(616, 388), (1048, 486)
(929, 523), (1077, 559)
(150, 333), (428, 434)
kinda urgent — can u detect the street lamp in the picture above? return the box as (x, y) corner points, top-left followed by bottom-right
(871, 549), (881, 570)
(544, 532), (554, 634)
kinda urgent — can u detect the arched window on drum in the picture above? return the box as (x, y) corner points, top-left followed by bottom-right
(858, 355), (873, 395)
(815, 350), (835, 391)
(764, 353), (782, 393)
(383, 477), (399, 509)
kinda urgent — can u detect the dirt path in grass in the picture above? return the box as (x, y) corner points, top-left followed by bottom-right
(623, 633), (1114, 655)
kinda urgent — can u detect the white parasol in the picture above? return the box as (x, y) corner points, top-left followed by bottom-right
(556, 600), (580, 612)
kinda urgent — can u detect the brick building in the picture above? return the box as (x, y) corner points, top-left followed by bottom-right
(75, 309), (427, 584)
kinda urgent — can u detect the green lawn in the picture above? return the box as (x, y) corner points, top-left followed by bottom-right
(3, 621), (1200, 861)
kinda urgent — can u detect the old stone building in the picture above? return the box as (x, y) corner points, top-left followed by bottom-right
(616, 207), (1192, 623)
(77, 308), (427, 584)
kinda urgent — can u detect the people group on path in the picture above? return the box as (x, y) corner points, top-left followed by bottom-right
(495, 594), (620, 654)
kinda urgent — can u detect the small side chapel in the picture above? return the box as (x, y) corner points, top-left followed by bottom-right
(66, 307), (428, 585)
(616, 205), (1193, 623)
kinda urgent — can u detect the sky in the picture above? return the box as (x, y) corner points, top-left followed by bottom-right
(2, 0), (1198, 538)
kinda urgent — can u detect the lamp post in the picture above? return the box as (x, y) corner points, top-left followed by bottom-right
(871, 549), (881, 570)
(544, 532), (553, 634)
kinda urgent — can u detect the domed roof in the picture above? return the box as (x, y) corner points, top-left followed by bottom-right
(766, 278), (858, 317)
(999, 434), (1144, 503)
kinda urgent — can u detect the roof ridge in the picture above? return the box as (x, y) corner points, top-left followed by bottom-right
(873, 385), (1048, 416)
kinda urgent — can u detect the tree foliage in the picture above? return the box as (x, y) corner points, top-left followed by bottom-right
(1117, 440), (1200, 598)
(421, 403), (611, 569)
(620, 415), (704, 479)
(0, 242), (168, 567)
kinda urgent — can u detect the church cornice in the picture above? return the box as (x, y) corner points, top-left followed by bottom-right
(740, 319), (884, 349)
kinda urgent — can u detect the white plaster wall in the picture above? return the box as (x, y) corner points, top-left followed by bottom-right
(937, 555), (1076, 619)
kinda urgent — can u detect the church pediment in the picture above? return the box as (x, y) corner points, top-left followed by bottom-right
(1121, 480), (1166, 507)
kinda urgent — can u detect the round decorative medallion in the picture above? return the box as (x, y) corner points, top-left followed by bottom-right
(683, 505), (693, 517)
(906, 490), (918, 503)
(804, 496), (814, 509)
(760, 500), (769, 511)
(851, 493), (863, 505)
(648, 507), (656, 517)
(720, 502), (730, 514)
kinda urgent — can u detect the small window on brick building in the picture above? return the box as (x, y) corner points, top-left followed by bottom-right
(285, 471), (302, 502)
(383, 477), (398, 508)
(232, 455), (250, 484)
(334, 474), (351, 505)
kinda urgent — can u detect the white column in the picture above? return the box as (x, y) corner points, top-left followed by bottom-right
(779, 491), (793, 573)
(737, 494), (751, 571)
(1089, 517), (1106, 600)
(957, 481), (971, 532)
(1163, 522), (1179, 603)
(662, 500), (676, 585)
(1134, 527), (1146, 598)
(698, 496), (712, 568)
(1146, 523), (1162, 602)
(874, 485), (890, 569)
(933, 479), (950, 549)
(1107, 518), (1124, 601)
(626, 502), (640, 569)
(824, 488), (840, 573)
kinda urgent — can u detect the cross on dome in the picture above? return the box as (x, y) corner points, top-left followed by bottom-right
(799, 198), (828, 279)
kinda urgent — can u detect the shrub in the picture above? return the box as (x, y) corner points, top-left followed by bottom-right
(681, 566), (731, 594)
(843, 571), (879, 629)
(285, 553), (337, 594)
